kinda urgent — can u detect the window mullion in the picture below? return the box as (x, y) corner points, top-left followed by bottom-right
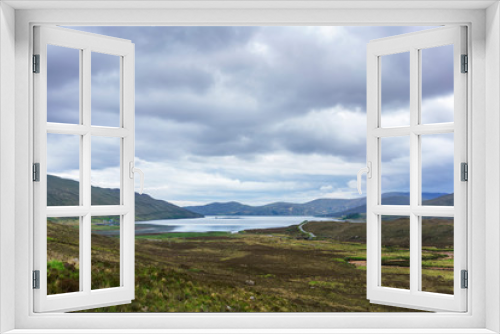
(122, 52), (135, 295)
(365, 51), (380, 300)
(78, 48), (85, 293)
(82, 47), (92, 294)
(409, 47), (420, 294)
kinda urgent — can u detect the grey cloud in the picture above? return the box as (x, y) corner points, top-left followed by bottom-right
(156, 174), (355, 205)
(47, 45), (80, 124)
(91, 136), (121, 169)
(136, 62), (214, 94)
(422, 164), (454, 193)
(422, 44), (454, 100)
(47, 25), (453, 198)
(72, 26), (258, 54)
(133, 115), (275, 161)
(381, 52), (410, 112)
(47, 133), (80, 172)
(273, 129), (366, 161)
(133, 107), (366, 164)
(54, 26), (448, 125)
(47, 45), (80, 88)
(91, 51), (120, 73)
(381, 136), (410, 162)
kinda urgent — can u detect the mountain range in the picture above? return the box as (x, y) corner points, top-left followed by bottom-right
(324, 193), (454, 217)
(184, 192), (452, 217)
(47, 175), (203, 221)
(48, 174), (453, 220)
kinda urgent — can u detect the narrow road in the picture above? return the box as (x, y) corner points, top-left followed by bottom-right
(298, 221), (316, 239)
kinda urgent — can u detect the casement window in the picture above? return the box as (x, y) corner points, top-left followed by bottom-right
(2, 2), (499, 333)
(31, 24), (468, 314)
(364, 26), (467, 312)
(33, 26), (138, 312)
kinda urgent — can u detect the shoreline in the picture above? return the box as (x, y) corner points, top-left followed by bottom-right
(95, 218), (362, 237)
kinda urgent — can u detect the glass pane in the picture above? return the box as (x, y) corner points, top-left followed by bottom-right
(421, 216), (454, 294)
(91, 52), (121, 127)
(421, 45), (454, 124)
(421, 133), (454, 206)
(47, 217), (80, 295)
(91, 136), (121, 205)
(380, 52), (410, 128)
(47, 133), (80, 206)
(91, 215), (121, 290)
(381, 215), (410, 290)
(47, 45), (80, 124)
(381, 136), (410, 205)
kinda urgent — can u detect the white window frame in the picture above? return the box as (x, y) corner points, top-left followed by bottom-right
(1, 1), (499, 333)
(33, 26), (136, 313)
(366, 26), (468, 312)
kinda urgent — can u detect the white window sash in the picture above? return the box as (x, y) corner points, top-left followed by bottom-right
(33, 26), (136, 313)
(366, 26), (467, 312)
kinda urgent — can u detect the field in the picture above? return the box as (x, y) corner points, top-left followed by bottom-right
(46, 217), (454, 312)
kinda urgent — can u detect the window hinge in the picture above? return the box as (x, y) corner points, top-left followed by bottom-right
(461, 162), (468, 181)
(461, 54), (468, 73)
(33, 54), (40, 73)
(33, 270), (40, 289)
(33, 163), (40, 182)
(461, 270), (468, 289)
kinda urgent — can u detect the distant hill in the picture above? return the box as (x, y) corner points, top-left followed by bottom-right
(185, 193), (451, 217)
(381, 192), (449, 204)
(422, 193), (454, 206)
(184, 197), (366, 216)
(47, 175), (203, 221)
(327, 193), (454, 218)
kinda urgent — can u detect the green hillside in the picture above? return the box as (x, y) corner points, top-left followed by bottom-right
(303, 217), (453, 248)
(47, 175), (203, 221)
(46, 218), (452, 312)
(327, 193), (454, 218)
(185, 193), (448, 217)
(185, 198), (366, 216)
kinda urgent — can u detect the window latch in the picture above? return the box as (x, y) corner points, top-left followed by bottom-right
(129, 161), (145, 194)
(357, 162), (372, 195)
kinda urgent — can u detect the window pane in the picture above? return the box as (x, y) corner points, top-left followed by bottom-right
(421, 133), (454, 206)
(47, 217), (80, 295)
(91, 136), (121, 205)
(91, 52), (121, 127)
(47, 133), (80, 206)
(47, 45), (80, 124)
(381, 136), (410, 205)
(421, 45), (454, 124)
(381, 215), (410, 290)
(91, 215), (121, 290)
(421, 216), (454, 295)
(380, 52), (410, 128)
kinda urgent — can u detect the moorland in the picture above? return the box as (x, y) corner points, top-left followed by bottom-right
(46, 175), (453, 312)
(47, 217), (453, 313)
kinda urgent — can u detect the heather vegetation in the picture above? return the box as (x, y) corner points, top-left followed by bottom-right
(47, 216), (453, 312)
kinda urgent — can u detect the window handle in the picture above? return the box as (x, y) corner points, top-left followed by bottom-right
(357, 162), (372, 195)
(129, 161), (145, 194)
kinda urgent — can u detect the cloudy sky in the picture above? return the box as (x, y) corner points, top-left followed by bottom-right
(46, 26), (454, 206)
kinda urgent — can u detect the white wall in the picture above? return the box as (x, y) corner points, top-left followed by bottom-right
(2, 4), (495, 332)
(0, 2), (16, 333)
(486, 2), (500, 333)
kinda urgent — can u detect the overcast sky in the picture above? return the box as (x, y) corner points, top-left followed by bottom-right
(46, 26), (454, 206)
